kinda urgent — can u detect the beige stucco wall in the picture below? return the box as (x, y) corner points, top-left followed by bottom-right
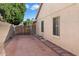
(0, 21), (11, 55)
(36, 3), (79, 55)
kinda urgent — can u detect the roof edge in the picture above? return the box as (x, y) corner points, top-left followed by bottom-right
(35, 3), (43, 19)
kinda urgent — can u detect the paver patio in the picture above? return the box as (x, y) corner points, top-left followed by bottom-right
(5, 35), (59, 56)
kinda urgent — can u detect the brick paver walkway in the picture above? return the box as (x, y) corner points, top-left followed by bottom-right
(5, 35), (59, 56)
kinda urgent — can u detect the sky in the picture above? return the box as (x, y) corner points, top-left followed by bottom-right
(24, 3), (40, 21)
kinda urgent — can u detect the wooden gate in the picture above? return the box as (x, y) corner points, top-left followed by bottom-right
(15, 25), (31, 35)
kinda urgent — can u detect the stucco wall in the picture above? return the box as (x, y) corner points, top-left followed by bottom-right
(0, 21), (11, 55)
(36, 3), (79, 55)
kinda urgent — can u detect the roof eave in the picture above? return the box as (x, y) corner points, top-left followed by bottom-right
(35, 3), (43, 20)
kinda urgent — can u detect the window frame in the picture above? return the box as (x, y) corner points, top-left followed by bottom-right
(41, 21), (44, 32)
(53, 16), (60, 36)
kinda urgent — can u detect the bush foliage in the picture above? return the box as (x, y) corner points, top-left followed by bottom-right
(23, 19), (33, 26)
(0, 3), (26, 25)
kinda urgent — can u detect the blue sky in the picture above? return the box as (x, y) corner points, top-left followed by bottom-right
(24, 3), (40, 21)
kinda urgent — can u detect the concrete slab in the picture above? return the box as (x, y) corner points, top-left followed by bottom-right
(5, 35), (59, 56)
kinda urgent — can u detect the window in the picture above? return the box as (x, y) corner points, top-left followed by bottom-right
(41, 21), (44, 32)
(53, 16), (60, 36)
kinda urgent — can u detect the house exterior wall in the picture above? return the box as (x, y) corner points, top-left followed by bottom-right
(36, 3), (79, 55)
(0, 21), (11, 55)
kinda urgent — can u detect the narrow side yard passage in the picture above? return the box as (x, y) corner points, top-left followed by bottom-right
(5, 35), (59, 56)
